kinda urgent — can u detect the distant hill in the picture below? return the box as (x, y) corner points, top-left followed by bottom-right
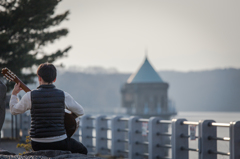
(52, 68), (240, 112)
(55, 71), (130, 113)
(159, 68), (240, 112)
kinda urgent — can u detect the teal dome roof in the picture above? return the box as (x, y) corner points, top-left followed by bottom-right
(127, 57), (163, 83)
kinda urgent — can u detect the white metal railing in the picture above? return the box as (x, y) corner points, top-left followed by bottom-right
(18, 113), (240, 159)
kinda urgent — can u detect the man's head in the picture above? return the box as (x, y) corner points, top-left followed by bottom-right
(37, 63), (57, 84)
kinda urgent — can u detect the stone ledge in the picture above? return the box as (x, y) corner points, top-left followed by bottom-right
(0, 150), (103, 159)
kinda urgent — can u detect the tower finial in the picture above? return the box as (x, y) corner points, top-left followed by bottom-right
(145, 47), (148, 59)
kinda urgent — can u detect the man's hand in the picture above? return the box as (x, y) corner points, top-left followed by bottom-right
(12, 83), (22, 95)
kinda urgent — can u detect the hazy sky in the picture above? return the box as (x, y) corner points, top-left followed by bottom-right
(46, 0), (240, 73)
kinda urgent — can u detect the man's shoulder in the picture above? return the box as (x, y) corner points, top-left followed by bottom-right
(63, 91), (73, 98)
(31, 87), (65, 98)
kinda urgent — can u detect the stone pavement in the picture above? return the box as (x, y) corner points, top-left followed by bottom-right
(0, 150), (103, 159)
(0, 138), (25, 155)
(0, 139), (104, 159)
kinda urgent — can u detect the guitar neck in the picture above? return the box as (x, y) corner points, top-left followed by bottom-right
(14, 76), (31, 92)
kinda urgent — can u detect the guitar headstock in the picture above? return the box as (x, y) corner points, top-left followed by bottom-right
(1, 68), (16, 82)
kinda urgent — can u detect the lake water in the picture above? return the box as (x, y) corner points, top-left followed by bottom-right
(173, 111), (240, 123)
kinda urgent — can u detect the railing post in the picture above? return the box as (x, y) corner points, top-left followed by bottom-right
(128, 116), (144, 159)
(81, 115), (94, 153)
(198, 120), (217, 159)
(111, 116), (126, 158)
(96, 115), (108, 155)
(172, 118), (188, 159)
(21, 113), (30, 142)
(230, 121), (240, 159)
(149, 117), (167, 159)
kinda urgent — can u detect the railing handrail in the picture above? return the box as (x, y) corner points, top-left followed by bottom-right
(182, 121), (199, 125)
(210, 122), (230, 127)
(137, 118), (149, 122)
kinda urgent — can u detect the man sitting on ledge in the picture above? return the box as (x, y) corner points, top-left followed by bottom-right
(9, 63), (87, 154)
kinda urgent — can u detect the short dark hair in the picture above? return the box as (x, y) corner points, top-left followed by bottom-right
(37, 63), (57, 83)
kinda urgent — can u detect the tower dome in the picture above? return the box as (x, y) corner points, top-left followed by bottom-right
(127, 56), (163, 83)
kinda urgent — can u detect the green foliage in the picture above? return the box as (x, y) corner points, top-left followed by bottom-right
(0, 0), (71, 91)
(17, 136), (33, 155)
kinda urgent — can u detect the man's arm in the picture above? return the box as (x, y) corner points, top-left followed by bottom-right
(10, 83), (31, 115)
(64, 92), (84, 117)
